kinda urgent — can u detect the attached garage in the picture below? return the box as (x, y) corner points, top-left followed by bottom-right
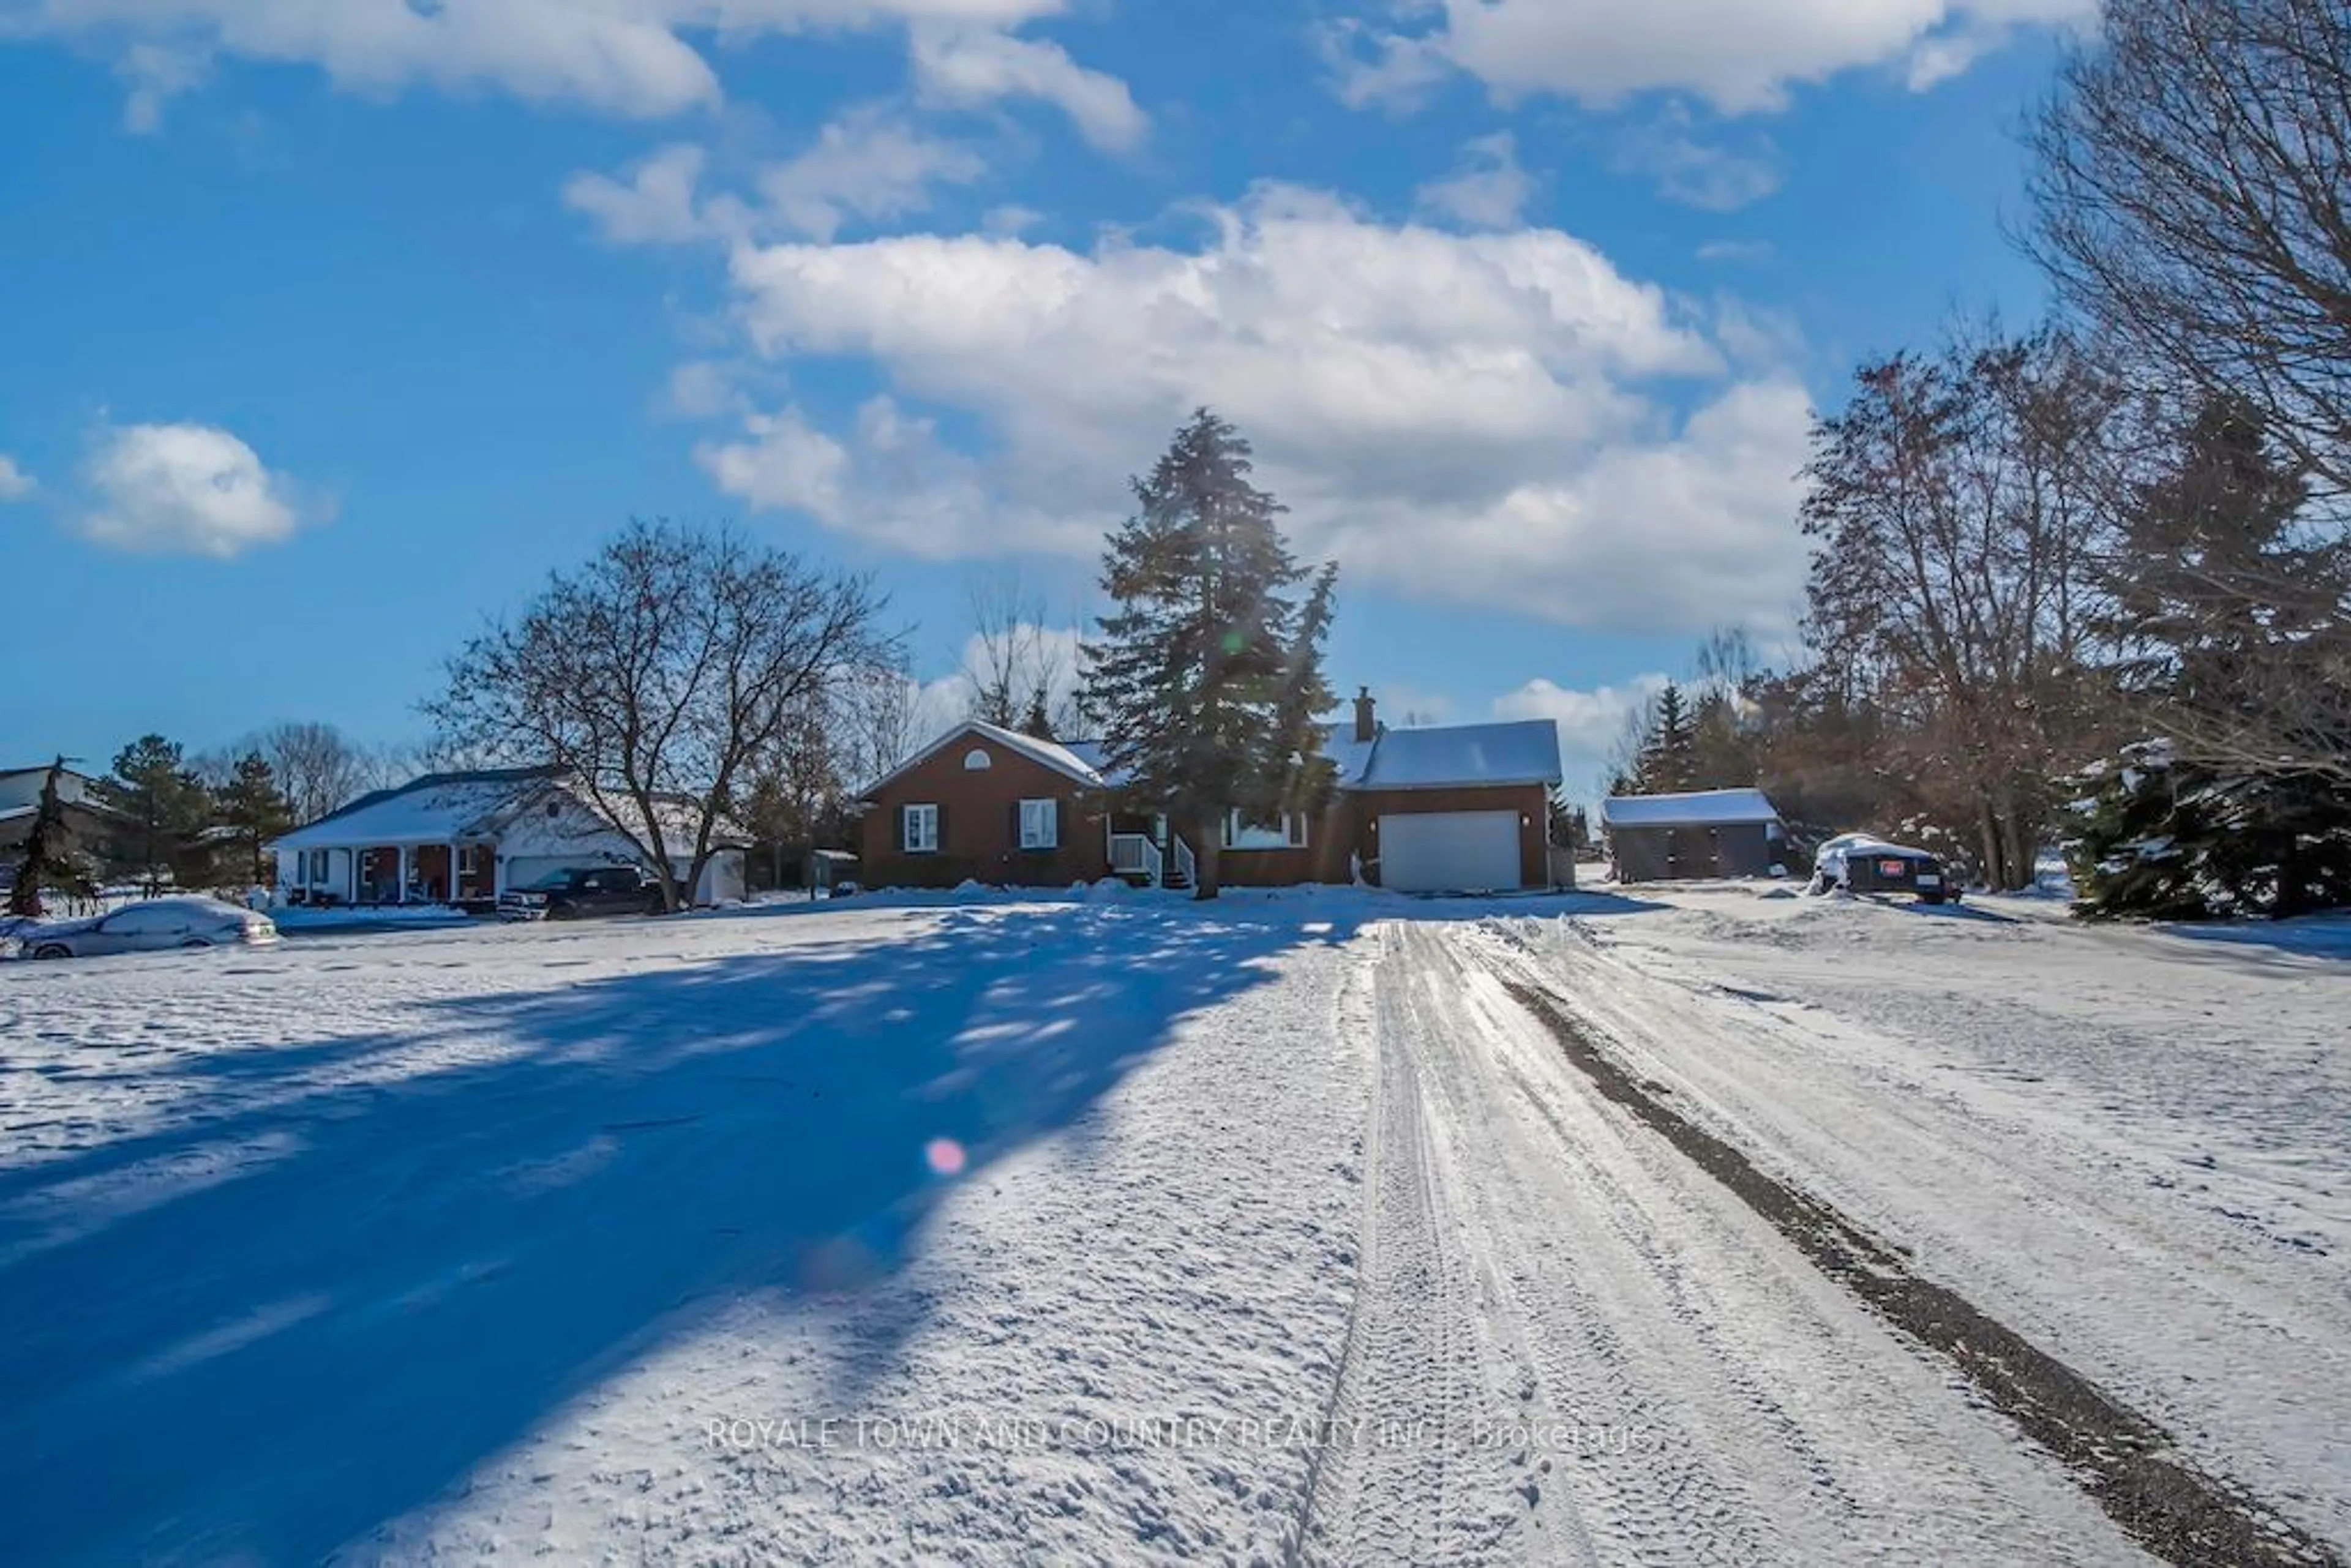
(1376, 810), (1526, 893)
(1343, 714), (1561, 894)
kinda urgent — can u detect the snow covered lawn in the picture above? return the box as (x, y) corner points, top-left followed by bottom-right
(0, 888), (2343, 1562)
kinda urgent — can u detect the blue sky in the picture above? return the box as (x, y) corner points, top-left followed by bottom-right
(0, 0), (2082, 795)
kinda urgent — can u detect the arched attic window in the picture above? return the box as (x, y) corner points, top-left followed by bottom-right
(964, 748), (993, 771)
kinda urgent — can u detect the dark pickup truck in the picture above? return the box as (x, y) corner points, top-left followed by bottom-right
(1808, 833), (1960, 905)
(498, 866), (666, 921)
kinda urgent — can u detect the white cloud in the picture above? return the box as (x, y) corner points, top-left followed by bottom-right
(982, 203), (1044, 236)
(695, 404), (852, 527)
(1613, 110), (1783, 211)
(711, 184), (1812, 634)
(564, 143), (721, 245)
(910, 24), (1147, 152)
(1415, 132), (1534, 230)
(1321, 21), (1452, 113)
(0, 455), (34, 501)
(699, 395), (1088, 556)
(80, 421), (318, 558)
(1374, 687), (1458, 727)
(908, 621), (1087, 737)
(1493, 673), (1671, 800)
(757, 107), (987, 240)
(659, 358), (779, 420)
(1336, 0), (2097, 114)
(566, 111), (984, 247)
(116, 40), (211, 133)
(15, 0), (1070, 122)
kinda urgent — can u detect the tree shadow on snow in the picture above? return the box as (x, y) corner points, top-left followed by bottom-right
(0, 900), (1361, 1564)
(1905, 899), (2026, 926)
(2158, 912), (2351, 967)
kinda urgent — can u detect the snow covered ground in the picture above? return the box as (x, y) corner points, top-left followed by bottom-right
(0, 887), (2342, 1562)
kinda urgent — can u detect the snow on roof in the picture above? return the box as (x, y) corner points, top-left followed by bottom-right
(862, 720), (1110, 798)
(875, 715), (1559, 800)
(1600, 788), (1782, 828)
(275, 767), (748, 853)
(1060, 724), (1376, 791)
(1354, 721), (1562, 791)
(272, 768), (566, 850)
(1057, 738), (1120, 787)
(967, 721), (1108, 788)
(584, 787), (753, 851)
(1322, 724), (1378, 787)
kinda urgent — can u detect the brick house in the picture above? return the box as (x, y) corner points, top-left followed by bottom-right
(855, 691), (1564, 894)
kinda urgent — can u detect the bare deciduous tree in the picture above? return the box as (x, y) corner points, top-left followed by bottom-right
(2030, 0), (2351, 498)
(834, 658), (921, 793)
(249, 722), (374, 827)
(426, 520), (891, 912)
(2030, 0), (2351, 782)
(1801, 325), (2126, 888)
(964, 567), (1084, 738)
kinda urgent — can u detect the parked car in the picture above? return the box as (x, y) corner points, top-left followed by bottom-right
(1808, 833), (1960, 905)
(18, 896), (280, 959)
(498, 866), (666, 922)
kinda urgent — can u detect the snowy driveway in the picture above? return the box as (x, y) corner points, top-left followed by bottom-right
(0, 891), (2344, 1563)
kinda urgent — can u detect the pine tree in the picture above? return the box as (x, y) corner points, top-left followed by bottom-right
(1082, 410), (1338, 899)
(2079, 395), (2351, 918)
(213, 752), (296, 888)
(2064, 741), (2351, 920)
(1265, 561), (1341, 816)
(98, 735), (212, 896)
(7, 759), (97, 918)
(1548, 798), (1591, 855)
(1020, 689), (1057, 741)
(2108, 394), (2316, 706)
(1634, 683), (1697, 793)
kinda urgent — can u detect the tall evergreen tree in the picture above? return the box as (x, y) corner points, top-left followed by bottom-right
(7, 759), (97, 918)
(1019, 689), (1057, 741)
(2075, 396), (2351, 917)
(2106, 394), (2318, 705)
(97, 735), (211, 895)
(213, 752), (296, 888)
(1082, 410), (1339, 899)
(2064, 741), (2351, 920)
(1635, 683), (1698, 793)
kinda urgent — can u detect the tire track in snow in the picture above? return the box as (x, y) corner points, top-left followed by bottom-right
(1491, 910), (2351, 1553)
(1295, 925), (2115, 1566)
(1487, 961), (2340, 1568)
(1288, 928), (1526, 1566)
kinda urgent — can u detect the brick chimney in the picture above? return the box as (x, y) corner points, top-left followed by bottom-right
(1352, 686), (1378, 744)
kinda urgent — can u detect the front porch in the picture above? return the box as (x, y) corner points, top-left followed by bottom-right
(1105, 812), (1196, 891)
(285, 841), (501, 911)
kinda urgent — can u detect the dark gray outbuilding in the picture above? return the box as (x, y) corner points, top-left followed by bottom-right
(1601, 789), (1787, 882)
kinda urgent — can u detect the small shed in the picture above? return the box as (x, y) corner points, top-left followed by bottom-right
(806, 848), (860, 899)
(1600, 789), (1786, 882)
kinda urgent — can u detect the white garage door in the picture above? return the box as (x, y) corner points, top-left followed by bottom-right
(1378, 811), (1523, 893)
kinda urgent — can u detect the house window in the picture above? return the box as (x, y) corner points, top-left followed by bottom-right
(902, 803), (940, 853)
(1019, 798), (1059, 850)
(1225, 810), (1308, 851)
(964, 748), (993, 771)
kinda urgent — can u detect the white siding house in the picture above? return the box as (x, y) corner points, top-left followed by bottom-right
(271, 767), (748, 909)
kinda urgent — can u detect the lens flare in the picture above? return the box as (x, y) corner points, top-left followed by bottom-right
(924, 1138), (968, 1177)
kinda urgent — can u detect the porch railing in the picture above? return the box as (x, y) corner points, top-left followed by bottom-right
(1109, 833), (1164, 886)
(1172, 835), (1197, 888)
